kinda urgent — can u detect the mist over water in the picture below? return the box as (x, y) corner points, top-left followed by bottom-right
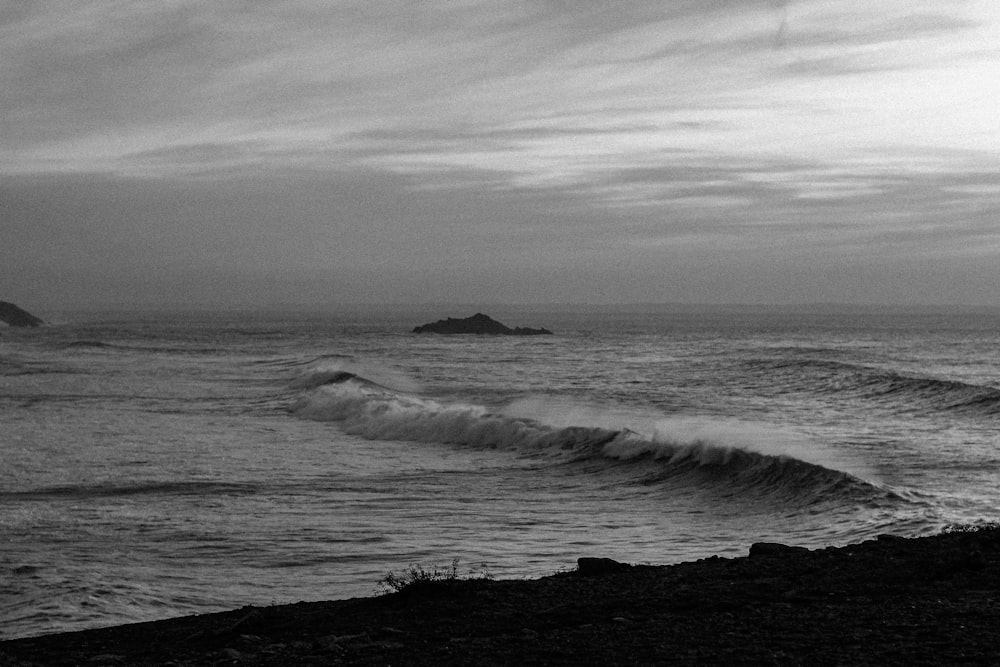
(2, 308), (998, 639)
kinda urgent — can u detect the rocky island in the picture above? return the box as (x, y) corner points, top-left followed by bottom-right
(413, 313), (552, 336)
(0, 301), (43, 327)
(2, 526), (999, 665)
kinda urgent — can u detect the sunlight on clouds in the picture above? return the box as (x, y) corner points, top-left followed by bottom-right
(792, 183), (882, 200)
(942, 184), (1000, 196)
(3, 1), (1000, 307)
(4, 0), (998, 186)
(598, 189), (753, 210)
(347, 0), (1000, 201)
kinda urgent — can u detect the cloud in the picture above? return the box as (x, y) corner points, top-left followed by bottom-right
(2, 1), (999, 307)
(4, 1), (998, 181)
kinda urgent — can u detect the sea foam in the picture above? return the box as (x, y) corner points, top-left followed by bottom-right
(291, 372), (897, 507)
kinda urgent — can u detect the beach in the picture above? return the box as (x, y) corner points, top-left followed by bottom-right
(3, 526), (998, 665)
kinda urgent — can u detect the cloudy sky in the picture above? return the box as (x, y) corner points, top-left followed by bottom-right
(3, 1), (998, 309)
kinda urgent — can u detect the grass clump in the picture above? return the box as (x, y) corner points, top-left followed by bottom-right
(377, 558), (492, 596)
(942, 521), (1000, 534)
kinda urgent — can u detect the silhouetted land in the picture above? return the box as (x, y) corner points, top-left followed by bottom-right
(413, 313), (552, 335)
(0, 301), (43, 327)
(3, 527), (998, 665)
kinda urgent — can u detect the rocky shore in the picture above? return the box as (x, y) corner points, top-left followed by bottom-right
(2, 526), (998, 665)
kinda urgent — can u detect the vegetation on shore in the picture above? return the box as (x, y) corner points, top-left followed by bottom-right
(3, 526), (999, 665)
(376, 558), (494, 595)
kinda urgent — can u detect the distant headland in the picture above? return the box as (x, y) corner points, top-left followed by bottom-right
(413, 312), (552, 336)
(0, 301), (43, 327)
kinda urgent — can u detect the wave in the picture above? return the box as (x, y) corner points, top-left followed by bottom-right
(2, 480), (262, 501)
(63, 340), (117, 349)
(290, 359), (424, 393)
(0, 356), (72, 377)
(251, 353), (353, 369)
(291, 373), (898, 508)
(856, 373), (1000, 415)
(751, 358), (1000, 416)
(0, 358), (39, 376)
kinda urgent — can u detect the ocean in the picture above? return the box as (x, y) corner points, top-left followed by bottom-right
(2, 306), (998, 640)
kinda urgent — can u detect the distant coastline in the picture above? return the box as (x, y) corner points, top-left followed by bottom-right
(18, 302), (1000, 321)
(0, 301), (43, 327)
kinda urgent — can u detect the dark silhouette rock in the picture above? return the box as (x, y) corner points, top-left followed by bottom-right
(5, 527), (1000, 665)
(577, 557), (633, 576)
(412, 313), (552, 336)
(748, 542), (810, 557)
(0, 302), (43, 327)
(877, 533), (906, 543)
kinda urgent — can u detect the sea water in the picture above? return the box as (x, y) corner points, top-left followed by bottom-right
(2, 307), (998, 639)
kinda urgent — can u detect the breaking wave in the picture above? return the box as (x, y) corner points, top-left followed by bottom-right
(291, 372), (901, 509)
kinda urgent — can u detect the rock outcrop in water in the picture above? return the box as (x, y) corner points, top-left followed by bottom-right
(0, 301), (43, 327)
(412, 313), (552, 336)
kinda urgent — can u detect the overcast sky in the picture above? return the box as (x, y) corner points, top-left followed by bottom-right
(3, 1), (999, 310)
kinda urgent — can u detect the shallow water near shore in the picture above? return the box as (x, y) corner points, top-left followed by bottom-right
(2, 307), (999, 639)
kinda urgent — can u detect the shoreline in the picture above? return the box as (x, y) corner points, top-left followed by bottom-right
(3, 526), (998, 665)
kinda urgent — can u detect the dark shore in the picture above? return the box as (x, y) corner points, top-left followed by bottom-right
(3, 527), (998, 666)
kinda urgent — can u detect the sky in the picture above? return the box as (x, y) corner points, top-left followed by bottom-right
(2, 0), (999, 310)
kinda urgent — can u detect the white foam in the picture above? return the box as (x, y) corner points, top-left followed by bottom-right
(504, 395), (875, 479)
(294, 382), (876, 482)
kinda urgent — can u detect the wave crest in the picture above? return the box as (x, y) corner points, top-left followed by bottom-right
(753, 358), (1000, 416)
(290, 359), (423, 393)
(292, 374), (894, 507)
